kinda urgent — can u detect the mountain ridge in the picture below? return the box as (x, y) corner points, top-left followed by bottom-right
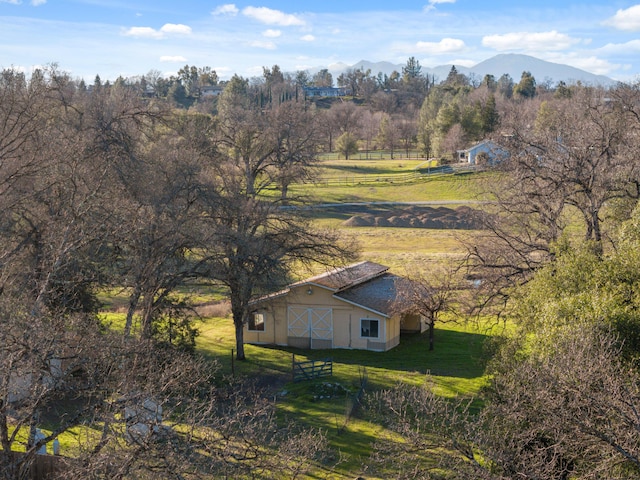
(321, 54), (615, 86)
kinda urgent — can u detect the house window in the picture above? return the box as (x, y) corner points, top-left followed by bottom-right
(361, 319), (379, 338)
(248, 312), (265, 332)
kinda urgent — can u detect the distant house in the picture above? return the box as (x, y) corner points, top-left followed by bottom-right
(457, 140), (508, 165)
(302, 86), (350, 98)
(245, 261), (428, 352)
(200, 85), (224, 97)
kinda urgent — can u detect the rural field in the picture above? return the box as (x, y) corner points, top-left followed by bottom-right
(184, 158), (497, 478)
(3, 50), (640, 479)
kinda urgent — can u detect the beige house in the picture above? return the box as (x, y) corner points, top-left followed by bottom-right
(245, 261), (427, 352)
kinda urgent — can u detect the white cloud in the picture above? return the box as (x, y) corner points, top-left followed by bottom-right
(415, 37), (465, 54)
(123, 23), (191, 39)
(123, 26), (163, 39)
(424, 0), (455, 12)
(160, 23), (192, 35)
(549, 54), (621, 76)
(242, 6), (305, 26)
(263, 29), (281, 38)
(0, 0), (47, 5)
(300, 34), (315, 42)
(604, 5), (640, 31)
(160, 55), (188, 63)
(482, 31), (581, 52)
(249, 40), (277, 50)
(447, 58), (475, 68)
(212, 4), (239, 16)
(598, 39), (640, 55)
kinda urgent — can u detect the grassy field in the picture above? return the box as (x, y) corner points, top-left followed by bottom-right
(196, 313), (496, 477)
(87, 156), (495, 478)
(188, 158), (495, 477)
(289, 170), (484, 204)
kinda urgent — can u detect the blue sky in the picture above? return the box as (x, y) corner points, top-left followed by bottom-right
(2, 0), (640, 82)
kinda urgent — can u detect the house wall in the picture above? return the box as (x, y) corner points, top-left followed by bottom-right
(246, 284), (400, 351)
(401, 313), (428, 333)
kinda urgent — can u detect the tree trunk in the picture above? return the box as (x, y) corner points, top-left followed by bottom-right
(429, 322), (435, 351)
(280, 182), (290, 203)
(234, 317), (246, 360)
(124, 285), (141, 337)
(140, 294), (155, 339)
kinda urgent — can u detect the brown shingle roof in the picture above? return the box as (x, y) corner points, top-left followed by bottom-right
(299, 261), (389, 291)
(253, 261), (419, 317)
(335, 273), (413, 316)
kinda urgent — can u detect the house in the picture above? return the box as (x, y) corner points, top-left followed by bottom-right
(457, 140), (507, 165)
(245, 261), (428, 352)
(302, 86), (350, 98)
(200, 85), (224, 97)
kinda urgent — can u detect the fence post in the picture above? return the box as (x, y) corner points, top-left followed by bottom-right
(292, 353), (295, 382)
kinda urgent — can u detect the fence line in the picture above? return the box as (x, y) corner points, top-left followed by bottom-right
(312, 170), (422, 187)
(292, 356), (333, 382)
(308, 164), (465, 188)
(319, 151), (427, 161)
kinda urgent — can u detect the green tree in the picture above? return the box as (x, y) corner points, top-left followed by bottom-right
(335, 131), (359, 159)
(480, 93), (499, 134)
(497, 73), (513, 98)
(513, 70), (537, 98)
(312, 68), (333, 87)
(482, 74), (497, 91)
(402, 56), (422, 81)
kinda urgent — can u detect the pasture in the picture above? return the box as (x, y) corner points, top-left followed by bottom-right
(85, 157), (496, 478)
(188, 158), (498, 477)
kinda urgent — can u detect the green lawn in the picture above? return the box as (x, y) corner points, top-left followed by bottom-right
(90, 161), (497, 477)
(288, 173), (486, 205)
(190, 162), (496, 477)
(195, 314), (497, 477)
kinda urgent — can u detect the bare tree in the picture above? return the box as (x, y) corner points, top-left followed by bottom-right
(465, 85), (640, 316)
(199, 179), (356, 360)
(359, 109), (383, 158)
(498, 85), (639, 248)
(269, 100), (320, 201)
(368, 327), (640, 479)
(393, 265), (458, 350)
(330, 101), (361, 136)
(378, 113), (399, 158)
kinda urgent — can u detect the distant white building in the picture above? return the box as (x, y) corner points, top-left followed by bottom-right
(457, 140), (508, 165)
(303, 86), (349, 97)
(200, 85), (223, 97)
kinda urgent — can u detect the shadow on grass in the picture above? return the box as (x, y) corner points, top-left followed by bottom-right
(322, 164), (412, 175)
(234, 327), (491, 478)
(288, 328), (489, 380)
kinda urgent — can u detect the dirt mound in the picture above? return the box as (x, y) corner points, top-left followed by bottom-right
(343, 215), (372, 227)
(342, 205), (485, 230)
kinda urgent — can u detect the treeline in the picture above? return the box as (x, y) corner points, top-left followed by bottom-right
(0, 65), (355, 479)
(103, 57), (574, 161)
(368, 79), (640, 477)
(4, 59), (640, 478)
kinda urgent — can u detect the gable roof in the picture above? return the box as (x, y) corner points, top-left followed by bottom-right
(253, 261), (419, 318)
(335, 272), (412, 317)
(300, 261), (389, 291)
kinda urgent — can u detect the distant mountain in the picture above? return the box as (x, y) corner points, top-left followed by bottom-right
(324, 54), (615, 87)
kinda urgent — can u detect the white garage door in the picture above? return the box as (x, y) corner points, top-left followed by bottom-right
(287, 307), (333, 349)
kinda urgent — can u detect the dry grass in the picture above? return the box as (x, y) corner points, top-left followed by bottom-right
(342, 226), (472, 274)
(195, 300), (232, 318)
